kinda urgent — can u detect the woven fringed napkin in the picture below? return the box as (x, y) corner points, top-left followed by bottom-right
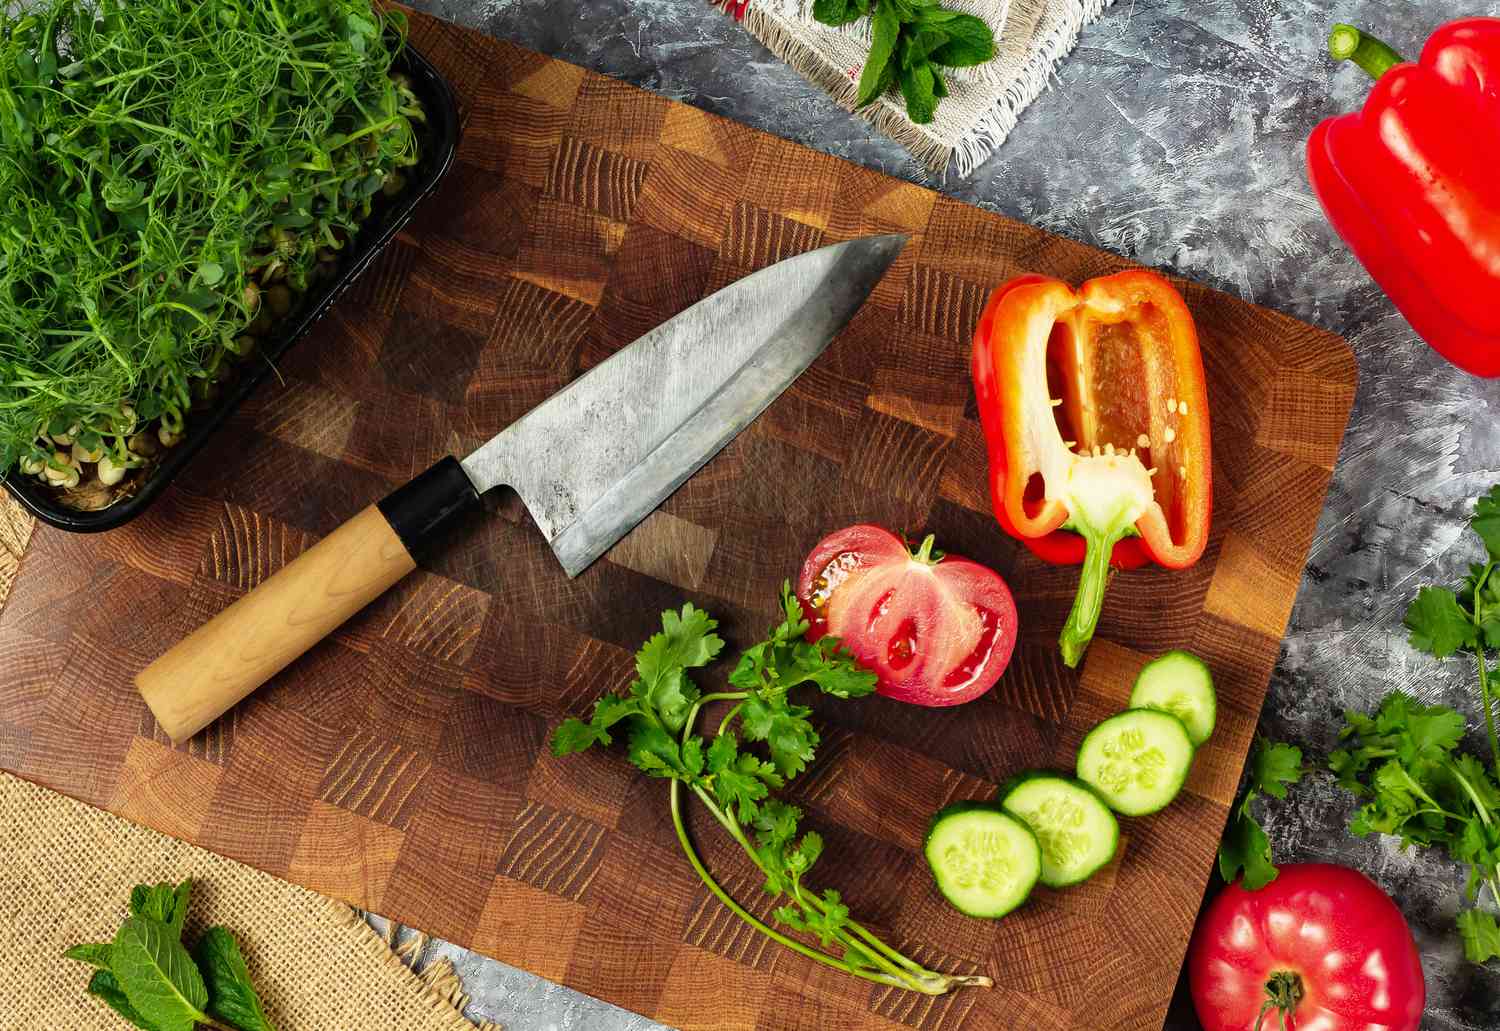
(720, 0), (1114, 176)
(0, 770), (495, 1031)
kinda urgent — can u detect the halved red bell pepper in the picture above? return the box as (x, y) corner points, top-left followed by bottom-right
(971, 270), (1212, 666)
(1308, 19), (1500, 377)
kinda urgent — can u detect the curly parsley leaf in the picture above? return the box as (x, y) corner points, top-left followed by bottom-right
(1249, 738), (1304, 800)
(741, 694), (818, 778)
(636, 603), (722, 732)
(1218, 800), (1280, 891)
(1219, 738), (1303, 891)
(1406, 586), (1479, 659)
(1459, 909), (1500, 964)
(1471, 486), (1500, 562)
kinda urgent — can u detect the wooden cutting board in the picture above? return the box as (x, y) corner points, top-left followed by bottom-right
(0, 10), (1356, 1030)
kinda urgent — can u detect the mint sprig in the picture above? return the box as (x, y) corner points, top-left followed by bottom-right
(65, 880), (277, 1031)
(813, 0), (996, 124)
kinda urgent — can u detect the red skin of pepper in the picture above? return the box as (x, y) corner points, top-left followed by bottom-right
(971, 271), (1212, 572)
(1308, 18), (1500, 376)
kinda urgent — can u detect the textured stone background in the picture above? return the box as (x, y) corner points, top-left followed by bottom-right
(391, 1), (1500, 1027)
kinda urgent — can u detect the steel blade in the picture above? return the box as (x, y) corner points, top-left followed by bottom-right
(460, 233), (906, 576)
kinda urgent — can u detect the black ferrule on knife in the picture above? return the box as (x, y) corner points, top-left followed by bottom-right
(377, 455), (484, 559)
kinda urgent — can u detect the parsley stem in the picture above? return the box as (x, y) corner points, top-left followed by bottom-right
(667, 779), (920, 991)
(1447, 761), (1494, 828)
(1472, 564), (1500, 783)
(717, 702), (744, 738)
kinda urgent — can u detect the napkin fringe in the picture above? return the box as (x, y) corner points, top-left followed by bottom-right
(953, 0), (1109, 177)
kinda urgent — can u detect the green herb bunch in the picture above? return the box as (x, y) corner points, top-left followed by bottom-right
(553, 584), (993, 995)
(1329, 485), (1500, 964)
(65, 879), (278, 1031)
(813, 0), (995, 124)
(0, 0), (423, 492)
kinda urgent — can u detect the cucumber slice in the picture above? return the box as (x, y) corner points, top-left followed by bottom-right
(1129, 650), (1216, 746)
(999, 773), (1120, 887)
(1076, 709), (1194, 816)
(924, 802), (1041, 918)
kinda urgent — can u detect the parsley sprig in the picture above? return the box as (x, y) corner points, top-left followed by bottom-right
(553, 584), (992, 995)
(1329, 485), (1500, 964)
(1218, 737), (1305, 890)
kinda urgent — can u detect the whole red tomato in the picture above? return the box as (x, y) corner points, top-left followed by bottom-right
(1189, 863), (1425, 1031)
(795, 525), (1017, 707)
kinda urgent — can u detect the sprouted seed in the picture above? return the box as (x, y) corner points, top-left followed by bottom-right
(0, 0), (425, 499)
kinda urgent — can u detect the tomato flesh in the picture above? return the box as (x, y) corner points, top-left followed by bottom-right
(796, 525), (1018, 707)
(1189, 863), (1425, 1031)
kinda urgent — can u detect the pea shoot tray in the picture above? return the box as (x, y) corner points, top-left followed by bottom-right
(0, 9), (1356, 1030)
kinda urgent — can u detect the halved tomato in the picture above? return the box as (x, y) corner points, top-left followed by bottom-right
(795, 525), (1018, 707)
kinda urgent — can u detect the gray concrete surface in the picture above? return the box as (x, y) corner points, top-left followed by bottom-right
(387, 1), (1500, 1027)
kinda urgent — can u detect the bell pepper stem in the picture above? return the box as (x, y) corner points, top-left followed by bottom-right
(1328, 24), (1405, 81)
(1059, 528), (1119, 668)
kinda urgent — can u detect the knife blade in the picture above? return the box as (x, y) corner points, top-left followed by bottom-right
(135, 234), (907, 743)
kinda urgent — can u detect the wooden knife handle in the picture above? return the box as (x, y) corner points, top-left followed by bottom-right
(136, 457), (482, 743)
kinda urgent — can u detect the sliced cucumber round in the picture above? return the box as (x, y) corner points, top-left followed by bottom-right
(1129, 650), (1216, 746)
(924, 801), (1040, 918)
(998, 773), (1119, 888)
(1076, 709), (1194, 816)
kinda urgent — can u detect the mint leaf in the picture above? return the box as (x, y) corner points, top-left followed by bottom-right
(129, 883), (178, 924)
(195, 926), (279, 1031)
(65, 942), (114, 969)
(1405, 586), (1478, 658)
(899, 61), (937, 124)
(812, 0), (861, 26)
(86, 970), (154, 1031)
(855, 0), (901, 107)
(1459, 909), (1500, 964)
(168, 881), (192, 937)
(1472, 486), (1500, 562)
(110, 916), (209, 1031)
(927, 12), (994, 66)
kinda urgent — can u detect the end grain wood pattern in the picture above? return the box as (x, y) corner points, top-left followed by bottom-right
(0, 10), (1356, 1030)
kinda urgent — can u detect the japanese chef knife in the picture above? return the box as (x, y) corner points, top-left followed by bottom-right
(135, 234), (907, 743)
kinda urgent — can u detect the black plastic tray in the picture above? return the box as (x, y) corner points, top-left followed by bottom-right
(2, 42), (460, 533)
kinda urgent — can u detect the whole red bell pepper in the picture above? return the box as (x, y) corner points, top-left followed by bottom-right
(971, 270), (1212, 666)
(1308, 19), (1500, 377)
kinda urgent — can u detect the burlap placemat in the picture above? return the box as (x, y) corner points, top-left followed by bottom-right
(0, 497), (32, 612)
(0, 528), (497, 1031)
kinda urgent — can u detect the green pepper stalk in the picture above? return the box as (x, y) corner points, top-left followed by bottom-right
(1056, 453), (1154, 667)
